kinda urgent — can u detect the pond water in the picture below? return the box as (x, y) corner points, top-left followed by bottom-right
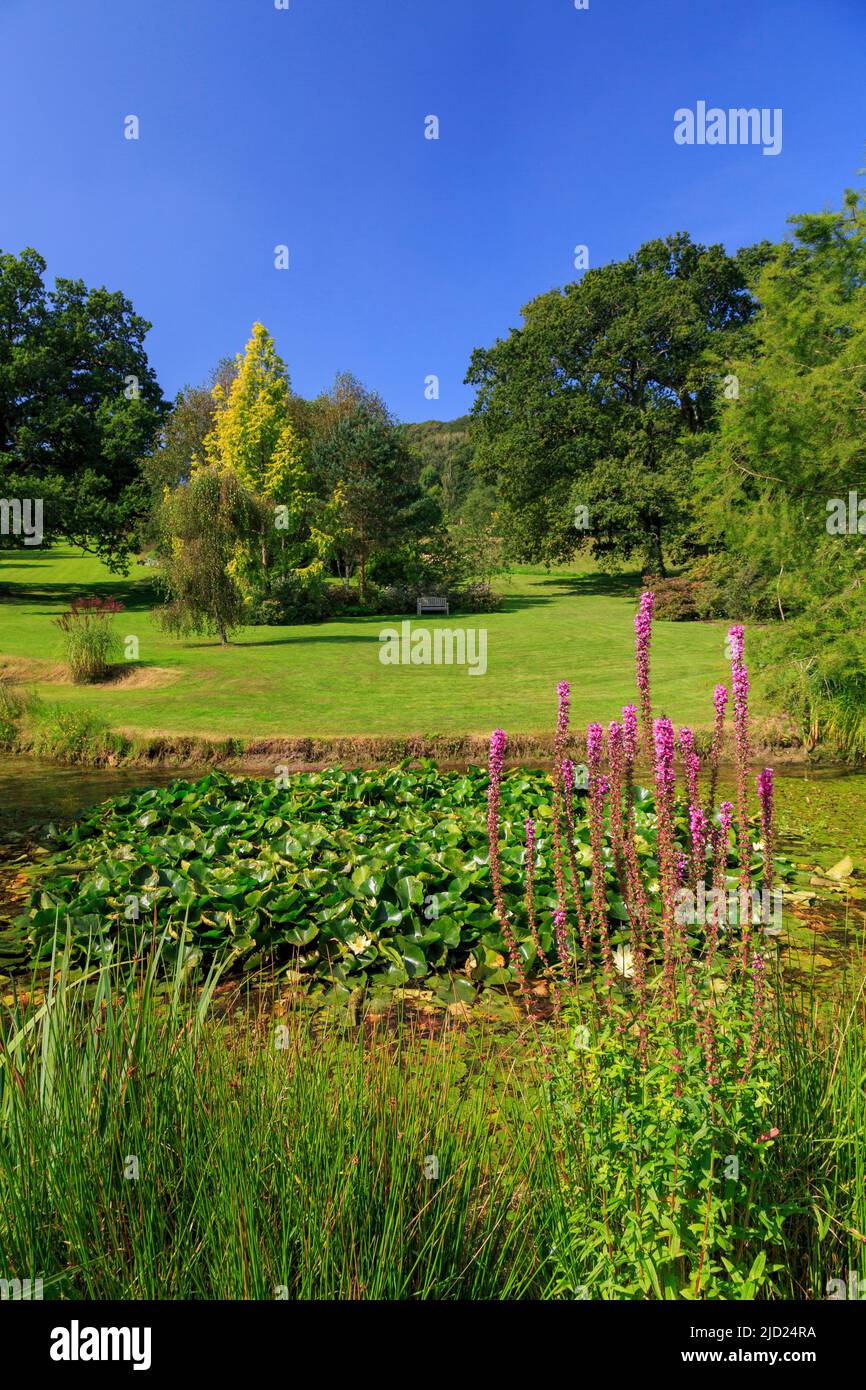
(0, 759), (183, 837)
(1, 755), (863, 843)
(1, 755), (863, 991)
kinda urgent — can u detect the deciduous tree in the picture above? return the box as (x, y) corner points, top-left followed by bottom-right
(0, 247), (166, 568)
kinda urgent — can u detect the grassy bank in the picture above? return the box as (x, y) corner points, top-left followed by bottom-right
(0, 547), (744, 740)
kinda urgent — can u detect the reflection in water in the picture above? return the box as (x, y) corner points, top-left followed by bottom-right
(0, 754), (865, 844)
(0, 759), (182, 837)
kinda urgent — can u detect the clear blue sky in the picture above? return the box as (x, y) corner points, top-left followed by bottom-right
(1, 0), (864, 422)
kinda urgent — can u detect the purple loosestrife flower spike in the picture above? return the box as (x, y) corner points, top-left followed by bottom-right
(622, 704), (638, 770)
(606, 722), (627, 891)
(634, 592), (655, 750)
(487, 729), (530, 1001)
(653, 717), (676, 808)
(707, 684), (729, 816)
(652, 718), (679, 1016)
(690, 804), (709, 873)
(587, 758), (615, 995)
(728, 625), (745, 664)
(757, 767), (775, 896)
(562, 760), (574, 797)
(586, 722), (604, 773)
(555, 681), (571, 760)
(551, 683), (572, 936)
(728, 627), (752, 971)
(679, 726), (703, 878)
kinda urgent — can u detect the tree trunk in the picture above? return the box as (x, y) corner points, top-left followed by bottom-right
(646, 525), (666, 578)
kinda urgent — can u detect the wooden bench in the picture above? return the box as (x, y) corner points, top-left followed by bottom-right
(417, 594), (449, 616)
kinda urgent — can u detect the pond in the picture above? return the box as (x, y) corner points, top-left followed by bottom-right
(1, 755), (864, 992)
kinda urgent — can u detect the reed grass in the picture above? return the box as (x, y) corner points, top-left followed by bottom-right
(0, 933), (863, 1300)
(0, 934), (546, 1299)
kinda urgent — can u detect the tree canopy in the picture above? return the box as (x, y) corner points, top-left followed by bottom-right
(695, 184), (866, 751)
(0, 247), (166, 568)
(466, 233), (772, 572)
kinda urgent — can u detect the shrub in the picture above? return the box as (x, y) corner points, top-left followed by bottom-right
(0, 679), (28, 748)
(54, 595), (124, 682)
(547, 980), (785, 1299)
(688, 555), (779, 622)
(642, 574), (701, 621)
(757, 605), (866, 759)
(250, 572), (332, 625)
(29, 702), (127, 765)
(450, 580), (502, 613)
(324, 581), (391, 617)
(366, 536), (467, 594)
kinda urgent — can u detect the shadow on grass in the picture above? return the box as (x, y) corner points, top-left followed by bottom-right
(0, 578), (160, 611)
(529, 571), (642, 599)
(231, 632), (375, 648)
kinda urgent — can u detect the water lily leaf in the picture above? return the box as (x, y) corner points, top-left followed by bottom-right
(826, 855), (854, 881)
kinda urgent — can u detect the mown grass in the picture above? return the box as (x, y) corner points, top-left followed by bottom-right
(0, 934), (863, 1300)
(0, 547), (735, 739)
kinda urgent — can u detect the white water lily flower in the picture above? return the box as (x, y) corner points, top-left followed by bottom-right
(346, 933), (372, 956)
(613, 945), (634, 978)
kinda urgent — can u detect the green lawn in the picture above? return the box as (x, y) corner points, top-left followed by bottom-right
(0, 547), (738, 739)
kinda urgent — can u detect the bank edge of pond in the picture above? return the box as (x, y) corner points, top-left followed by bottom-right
(3, 715), (851, 773)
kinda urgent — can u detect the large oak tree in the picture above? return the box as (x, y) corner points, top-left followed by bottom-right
(0, 248), (166, 568)
(466, 233), (772, 573)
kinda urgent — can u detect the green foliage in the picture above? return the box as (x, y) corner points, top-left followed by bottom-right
(695, 182), (866, 754)
(156, 467), (260, 644)
(0, 924), (861, 1300)
(312, 404), (439, 596)
(19, 766), (668, 982)
(203, 323), (306, 503)
(403, 415), (476, 519)
(28, 701), (127, 765)
(0, 947), (542, 1298)
(547, 980), (789, 1299)
(466, 233), (770, 571)
(542, 972), (866, 1300)
(201, 324), (315, 591)
(0, 679), (27, 748)
(54, 594), (124, 683)
(0, 247), (166, 569)
(448, 482), (508, 585)
(139, 359), (237, 533)
(643, 574), (702, 622)
(251, 570), (332, 625)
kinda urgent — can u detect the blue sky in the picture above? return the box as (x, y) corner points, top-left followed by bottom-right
(1, 0), (864, 422)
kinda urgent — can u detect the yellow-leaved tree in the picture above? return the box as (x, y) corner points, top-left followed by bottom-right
(201, 322), (311, 579)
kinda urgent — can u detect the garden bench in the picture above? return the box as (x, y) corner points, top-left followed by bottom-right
(417, 594), (449, 616)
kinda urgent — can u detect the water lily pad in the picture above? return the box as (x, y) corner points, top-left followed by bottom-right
(826, 855), (854, 881)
